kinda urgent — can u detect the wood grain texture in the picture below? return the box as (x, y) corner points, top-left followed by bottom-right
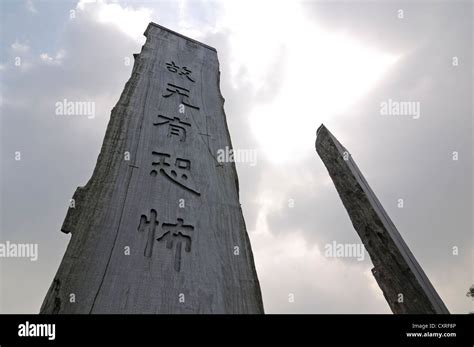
(40, 23), (264, 314)
(315, 124), (449, 314)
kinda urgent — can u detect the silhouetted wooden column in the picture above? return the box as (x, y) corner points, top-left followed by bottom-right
(40, 23), (264, 314)
(316, 124), (448, 314)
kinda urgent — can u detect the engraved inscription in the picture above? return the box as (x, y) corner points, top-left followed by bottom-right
(165, 61), (195, 83)
(157, 218), (194, 272)
(137, 209), (159, 257)
(162, 83), (200, 110)
(150, 151), (201, 195)
(153, 114), (191, 142)
(137, 212), (194, 272)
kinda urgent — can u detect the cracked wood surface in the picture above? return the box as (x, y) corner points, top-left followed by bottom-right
(315, 124), (449, 314)
(40, 23), (264, 314)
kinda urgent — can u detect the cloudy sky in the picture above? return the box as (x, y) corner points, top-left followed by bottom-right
(0, 0), (472, 313)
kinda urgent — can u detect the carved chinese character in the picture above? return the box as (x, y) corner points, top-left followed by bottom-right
(162, 83), (200, 110)
(178, 66), (195, 82)
(157, 218), (194, 272)
(137, 209), (159, 257)
(165, 61), (195, 82)
(153, 114), (191, 142)
(165, 61), (179, 73)
(137, 211), (194, 272)
(150, 152), (200, 196)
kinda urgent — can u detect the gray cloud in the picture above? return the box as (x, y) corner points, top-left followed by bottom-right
(1, 0), (471, 314)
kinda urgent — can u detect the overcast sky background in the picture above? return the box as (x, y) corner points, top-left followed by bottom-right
(0, 0), (472, 313)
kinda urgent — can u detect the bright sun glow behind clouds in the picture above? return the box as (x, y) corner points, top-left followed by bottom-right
(74, 0), (399, 166)
(218, 0), (399, 164)
(77, 0), (152, 42)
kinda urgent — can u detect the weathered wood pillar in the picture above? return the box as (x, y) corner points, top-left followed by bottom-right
(316, 124), (449, 314)
(40, 23), (264, 314)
